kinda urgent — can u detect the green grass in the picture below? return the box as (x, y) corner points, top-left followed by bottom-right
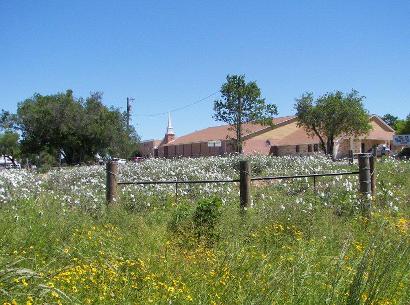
(0, 161), (409, 305)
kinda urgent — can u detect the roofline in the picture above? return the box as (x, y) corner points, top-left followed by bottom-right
(243, 116), (298, 140)
(370, 115), (395, 132)
(141, 139), (161, 143)
(160, 116), (297, 147)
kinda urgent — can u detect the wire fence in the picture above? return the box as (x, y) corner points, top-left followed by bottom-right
(107, 154), (375, 213)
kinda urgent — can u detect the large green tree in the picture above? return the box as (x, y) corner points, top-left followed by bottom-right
(213, 74), (278, 153)
(294, 90), (371, 157)
(12, 90), (139, 165)
(0, 130), (20, 166)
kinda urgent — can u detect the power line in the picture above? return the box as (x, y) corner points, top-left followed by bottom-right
(135, 91), (219, 117)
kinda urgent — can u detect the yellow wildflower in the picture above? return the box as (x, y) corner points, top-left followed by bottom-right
(354, 242), (364, 252)
(396, 218), (408, 234)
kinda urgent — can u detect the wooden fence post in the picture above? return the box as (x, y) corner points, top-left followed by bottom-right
(239, 160), (251, 209)
(358, 153), (371, 215)
(369, 155), (376, 195)
(106, 161), (118, 203)
(349, 150), (354, 164)
(372, 146), (377, 157)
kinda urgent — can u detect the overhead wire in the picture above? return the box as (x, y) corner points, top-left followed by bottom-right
(134, 91), (219, 117)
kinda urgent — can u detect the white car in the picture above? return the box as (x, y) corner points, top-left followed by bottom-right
(112, 158), (126, 164)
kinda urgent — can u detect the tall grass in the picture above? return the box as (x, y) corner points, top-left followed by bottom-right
(0, 159), (409, 304)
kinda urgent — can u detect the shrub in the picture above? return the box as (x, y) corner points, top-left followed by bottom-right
(193, 197), (222, 242)
(397, 147), (410, 159)
(167, 201), (195, 235)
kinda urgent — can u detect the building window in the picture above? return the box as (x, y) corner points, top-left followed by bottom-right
(296, 145), (300, 153)
(308, 144), (312, 152)
(314, 144), (318, 152)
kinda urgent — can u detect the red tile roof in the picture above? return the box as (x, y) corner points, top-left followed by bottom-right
(164, 116), (295, 146)
(268, 127), (319, 146)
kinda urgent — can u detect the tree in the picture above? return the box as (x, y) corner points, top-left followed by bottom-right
(0, 131), (20, 166)
(213, 74), (278, 153)
(396, 114), (410, 135)
(0, 110), (17, 131)
(381, 114), (399, 129)
(13, 90), (139, 165)
(294, 90), (371, 157)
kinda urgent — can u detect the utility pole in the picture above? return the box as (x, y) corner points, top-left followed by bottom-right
(126, 97), (135, 131)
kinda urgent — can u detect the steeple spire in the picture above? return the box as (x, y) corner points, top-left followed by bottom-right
(166, 112), (175, 135)
(163, 112), (176, 144)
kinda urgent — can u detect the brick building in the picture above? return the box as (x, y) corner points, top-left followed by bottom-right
(140, 114), (395, 159)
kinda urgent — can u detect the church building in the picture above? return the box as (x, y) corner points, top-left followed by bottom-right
(139, 114), (395, 159)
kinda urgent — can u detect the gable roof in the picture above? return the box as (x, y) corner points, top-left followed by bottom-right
(163, 116), (296, 146)
(363, 115), (395, 140)
(267, 127), (320, 146)
(370, 115), (395, 132)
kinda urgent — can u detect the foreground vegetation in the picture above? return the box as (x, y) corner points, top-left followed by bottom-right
(1, 156), (409, 304)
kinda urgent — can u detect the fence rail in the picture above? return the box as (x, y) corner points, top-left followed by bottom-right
(106, 154), (375, 214)
(117, 171), (360, 186)
(118, 179), (240, 185)
(250, 171), (359, 181)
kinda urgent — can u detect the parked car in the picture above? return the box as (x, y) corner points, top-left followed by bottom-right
(112, 158), (126, 164)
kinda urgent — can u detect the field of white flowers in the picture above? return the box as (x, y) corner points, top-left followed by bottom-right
(0, 155), (346, 202)
(0, 155), (405, 212)
(1, 155), (409, 305)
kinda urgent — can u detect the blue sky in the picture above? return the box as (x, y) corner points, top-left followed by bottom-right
(1, 0), (409, 140)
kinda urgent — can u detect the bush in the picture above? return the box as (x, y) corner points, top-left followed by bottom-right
(193, 197), (222, 241)
(167, 201), (195, 235)
(397, 147), (410, 159)
(168, 197), (223, 245)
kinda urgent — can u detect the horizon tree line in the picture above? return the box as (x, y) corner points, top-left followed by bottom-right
(1, 76), (409, 167)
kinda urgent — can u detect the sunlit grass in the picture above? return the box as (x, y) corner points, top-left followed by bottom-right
(0, 157), (409, 304)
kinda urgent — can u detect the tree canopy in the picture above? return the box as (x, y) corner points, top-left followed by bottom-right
(380, 113), (410, 134)
(395, 114), (410, 135)
(8, 90), (139, 165)
(381, 114), (399, 129)
(213, 74), (278, 153)
(0, 110), (17, 131)
(0, 130), (20, 166)
(294, 90), (371, 157)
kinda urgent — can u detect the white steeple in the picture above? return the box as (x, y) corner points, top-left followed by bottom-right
(166, 112), (175, 135)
